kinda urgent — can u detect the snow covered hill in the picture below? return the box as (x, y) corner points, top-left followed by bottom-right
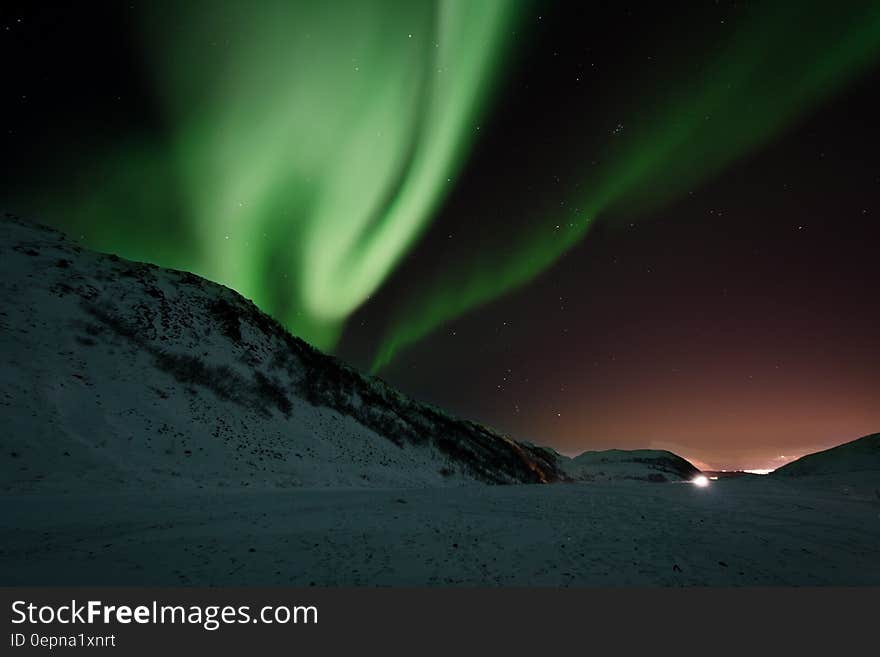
(0, 213), (563, 492)
(561, 448), (701, 482)
(773, 433), (880, 477)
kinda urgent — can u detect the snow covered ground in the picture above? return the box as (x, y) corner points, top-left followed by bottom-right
(2, 476), (878, 586)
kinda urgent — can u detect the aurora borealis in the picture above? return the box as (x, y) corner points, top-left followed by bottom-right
(139, 0), (523, 351)
(4, 1), (880, 470)
(370, 1), (880, 370)
(13, 0), (523, 351)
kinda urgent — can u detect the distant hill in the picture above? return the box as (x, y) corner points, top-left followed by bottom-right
(0, 214), (563, 492)
(560, 448), (701, 483)
(703, 471), (763, 480)
(773, 433), (880, 477)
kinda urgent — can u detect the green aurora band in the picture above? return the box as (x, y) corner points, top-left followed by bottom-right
(371, 1), (880, 371)
(155, 0), (522, 350)
(49, 0), (521, 350)
(32, 2), (880, 371)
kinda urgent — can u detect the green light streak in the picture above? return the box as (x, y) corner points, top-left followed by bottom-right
(371, 1), (880, 371)
(48, 0), (520, 351)
(166, 0), (521, 349)
(26, 1), (880, 369)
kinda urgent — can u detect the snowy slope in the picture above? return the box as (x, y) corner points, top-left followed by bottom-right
(773, 433), (880, 477)
(0, 214), (562, 492)
(561, 448), (701, 482)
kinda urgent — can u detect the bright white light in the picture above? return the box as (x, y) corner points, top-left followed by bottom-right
(692, 475), (710, 488)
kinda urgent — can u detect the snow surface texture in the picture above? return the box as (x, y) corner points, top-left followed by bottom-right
(2, 478), (879, 586)
(0, 214), (562, 491)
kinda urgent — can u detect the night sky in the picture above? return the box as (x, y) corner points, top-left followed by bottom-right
(3, 1), (879, 470)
